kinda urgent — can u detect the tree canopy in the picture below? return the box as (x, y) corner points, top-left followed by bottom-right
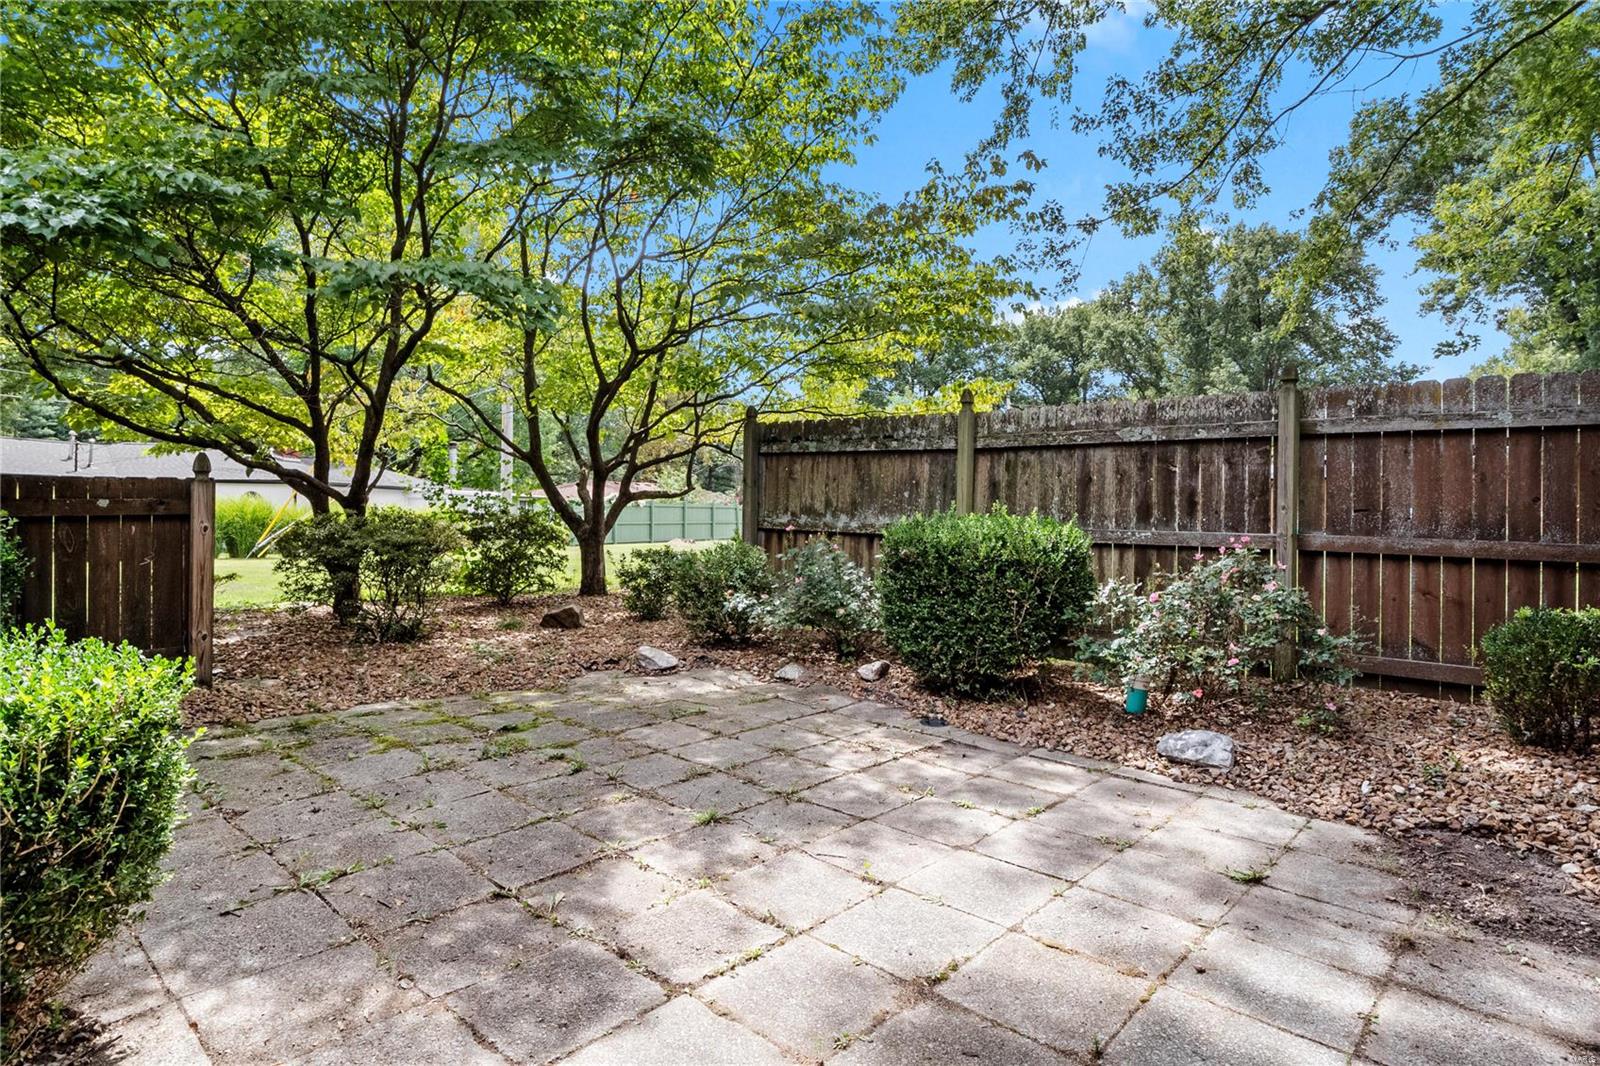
(896, 0), (1600, 370)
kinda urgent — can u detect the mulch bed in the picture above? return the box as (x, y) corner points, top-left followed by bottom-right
(188, 591), (1600, 930)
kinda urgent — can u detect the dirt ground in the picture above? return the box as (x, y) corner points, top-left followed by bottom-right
(186, 591), (1599, 950)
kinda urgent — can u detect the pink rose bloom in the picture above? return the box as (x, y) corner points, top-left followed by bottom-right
(1191, 688), (1204, 699)
(1148, 592), (1160, 603)
(1265, 580), (1277, 591)
(1325, 701), (1338, 711)
(1240, 535), (1251, 544)
(1226, 657), (1240, 666)
(1316, 628), (1327, 636)
(784, 523), (796, 532)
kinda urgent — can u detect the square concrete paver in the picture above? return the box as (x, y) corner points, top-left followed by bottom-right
(1167, 927), (1379, 1051)
(1360, 986), (1595, 1066)
(447, 940), (665, 1062)
(700, 935), (908, 1059)
(143, 888), (354, 997)
(614, 889), (784, 984)
(898, 850), (1063, 926)
(563, 995), (788, 1065)
(183, 941), (423, 1063)
(938, 932), (1151, 1056)
(319, 850), (494, 932)
(66, 669), (1600, 1066)
(811, 888), (1004, 980)
(720, 850), (877, 930)
(377, 897), (568, 996)
(531, 857), (676, 939)
(459, 820), (600, 889)
(1023, 887), (1206, 978)
(831, 1000), (1074, 1066)
(875, 797), (1010, 847)
(1103, 986), (1348, 1066)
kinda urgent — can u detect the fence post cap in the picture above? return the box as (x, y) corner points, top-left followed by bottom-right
(959, 387), (974, 407)
(1279, 365), (1299, 385)
(192, 452), (212, 478)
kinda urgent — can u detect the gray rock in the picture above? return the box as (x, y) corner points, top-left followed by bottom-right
(773, 662), (809, 684)
(636, 646), (680, 673)
(540, 605), (584, 629)
(856, 660), (890, 682)
(1155, 729), (1236, 771)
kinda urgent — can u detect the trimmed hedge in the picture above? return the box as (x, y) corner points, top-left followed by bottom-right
(672, 540), (776, 644)
(1480, 606), (1600, 752)
(616, 545), (690, 621)
(0, 627), (193, 1060)
(877, 506), (1094, 694)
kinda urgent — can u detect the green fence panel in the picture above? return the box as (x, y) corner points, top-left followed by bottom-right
(595, 501), (740, 545)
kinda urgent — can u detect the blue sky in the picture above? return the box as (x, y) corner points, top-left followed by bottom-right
(837, 6), (1491, 379)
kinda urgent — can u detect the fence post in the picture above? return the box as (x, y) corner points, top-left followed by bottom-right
(955, 387), (976, 515)
(188, 453), (215, 686)
(741, 406), (761, 546)
(1273, 366), (1301, 680)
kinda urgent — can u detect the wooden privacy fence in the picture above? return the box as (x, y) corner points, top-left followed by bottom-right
(744, 370), (1600, 690)
(1, 454), (215, 683)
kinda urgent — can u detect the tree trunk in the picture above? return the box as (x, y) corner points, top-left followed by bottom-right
(329, 496), (366, 625)
(577, 527), (607, 595)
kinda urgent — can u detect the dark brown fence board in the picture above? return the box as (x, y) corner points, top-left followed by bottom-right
(1, 466), (213, 681)
(752, 370), (1597, 690)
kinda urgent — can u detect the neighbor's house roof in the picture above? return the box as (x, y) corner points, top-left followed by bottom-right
(0, 435), (431, 494)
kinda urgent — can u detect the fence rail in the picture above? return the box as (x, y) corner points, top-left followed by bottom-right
(1, 455), (215, 683)
(747, 370), (1600, 690)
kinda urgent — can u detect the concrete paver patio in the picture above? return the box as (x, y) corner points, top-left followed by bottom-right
(70, 669), (1600, 1064)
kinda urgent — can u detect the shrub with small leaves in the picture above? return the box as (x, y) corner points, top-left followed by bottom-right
(877, 506), (1095, 694)
(446, 494), (567, 605)
(769, 538), (878, 658)
(1, 626), (193, 1060)
(0, 512), (27, 630)
(616, 546), (690, 621)
(276, 509), (460, 640)
(1480, 606), (1600, 752)
(1075, 538), (1360, 713)
(673, 540), (776, 644)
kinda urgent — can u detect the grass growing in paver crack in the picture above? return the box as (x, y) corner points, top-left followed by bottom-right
(1223, 866), (1269, 884)
(481, 735), (533, 760)
(1097, 835), (1135, 852)
(694, 809), (723, 826)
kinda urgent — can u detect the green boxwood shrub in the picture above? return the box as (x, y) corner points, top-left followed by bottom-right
(1, 512), (27, 630)
(1480, 606), (1600, 752)
(877, 506), (1095, 694)
(616, 545), (690, 621)
(769, 538), (878, 658)
(447, 495), (567, 605)
(0, 626), (193, 1059)
(275, 508), (460, 640)
(673, 540), (776, 644)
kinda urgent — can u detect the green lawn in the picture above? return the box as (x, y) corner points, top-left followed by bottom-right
(214, 539), (725, 609)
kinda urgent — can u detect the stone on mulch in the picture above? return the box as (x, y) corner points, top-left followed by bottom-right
(774, 662), (809, 683)
(1156, 730), (1236, 771)
(636, 646), (679, 673)
(857, 660), (890, 682)
(540, 605), (584, 629)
